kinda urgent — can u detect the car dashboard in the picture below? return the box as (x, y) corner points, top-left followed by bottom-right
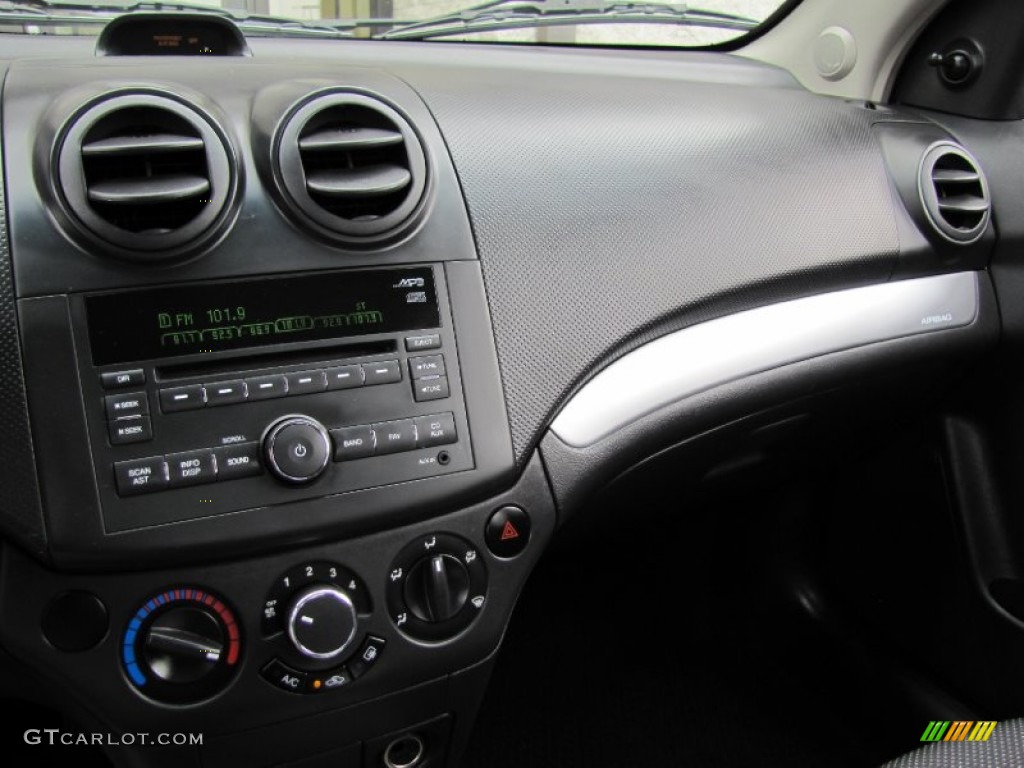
(1, 4), (1023, 765)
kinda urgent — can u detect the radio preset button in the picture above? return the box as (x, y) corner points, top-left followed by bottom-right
(205, 380), (247, 406)
(285, 370), (328, 396)
(167, 448), (216, 487)
(264, 417), (331, 484)
(114, 457), (168, 496)
(330, 426), (375, 461)
(362, 360), (401, 386)
(414, 413), (457, 448)
(101, 369), (145, 390)
(326, 365), (364, 390)
(213, 442), (262, 480)
(405, 334), (441, 352)
(372, 419), (417, 455)
(246, 374), (287, 401)
(104, 392), (149, 419)
(409, 355), (445, 379)
(108, 415), (153, 445)
(159, 385), (205, 413)
(412, 376), (450, 402)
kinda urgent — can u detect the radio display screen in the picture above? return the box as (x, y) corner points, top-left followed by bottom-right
(86, 267), (440, 366)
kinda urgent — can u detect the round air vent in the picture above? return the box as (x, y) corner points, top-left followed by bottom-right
(273, 92), (428, 246)
(53, 92), (239, 261)
(918, 141), (991, 244)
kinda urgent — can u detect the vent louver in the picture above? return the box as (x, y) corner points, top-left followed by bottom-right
(274, 93), (428, 246)
(54, 93), (239, 261)
(918, 142), (990, 244)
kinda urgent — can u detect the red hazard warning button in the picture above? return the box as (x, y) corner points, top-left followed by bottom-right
(486, 506), (531, 558)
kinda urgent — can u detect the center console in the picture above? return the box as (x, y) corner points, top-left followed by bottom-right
(0, 55), (548, 768)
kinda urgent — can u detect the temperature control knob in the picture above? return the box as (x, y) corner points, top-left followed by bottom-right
(263, 415), (331, 484)
(122, 587), (241, 704)
(286, 585), (358, 660)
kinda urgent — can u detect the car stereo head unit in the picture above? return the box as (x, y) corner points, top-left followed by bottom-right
(70, 264), (475, 534)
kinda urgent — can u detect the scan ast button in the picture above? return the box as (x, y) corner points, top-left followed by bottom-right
(114, 457), (169, 496)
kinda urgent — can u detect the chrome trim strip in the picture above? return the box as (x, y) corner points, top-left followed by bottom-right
(550, 271), (980, 448)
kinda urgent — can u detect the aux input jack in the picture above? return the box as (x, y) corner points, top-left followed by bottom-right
(437, 450), (451, 466)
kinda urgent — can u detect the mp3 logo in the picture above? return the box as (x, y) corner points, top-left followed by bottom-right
(393, 277), (425, 289)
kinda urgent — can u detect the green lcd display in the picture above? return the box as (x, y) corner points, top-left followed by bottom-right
(86, 267), (439, 366)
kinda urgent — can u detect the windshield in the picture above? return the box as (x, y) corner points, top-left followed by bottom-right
(0, 0), (795, 46)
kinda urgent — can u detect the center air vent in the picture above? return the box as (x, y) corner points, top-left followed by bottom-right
(53, 92), (239, 261)
(918, 142), (990, 244)
(273, 92), (429, 246)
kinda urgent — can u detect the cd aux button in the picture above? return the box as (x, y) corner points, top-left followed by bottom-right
(414, 413), (457, 448)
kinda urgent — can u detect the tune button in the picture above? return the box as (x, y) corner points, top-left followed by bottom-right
(264, 416), (331, 484)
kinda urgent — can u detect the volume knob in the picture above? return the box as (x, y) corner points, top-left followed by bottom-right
(263, 415), (331, 484)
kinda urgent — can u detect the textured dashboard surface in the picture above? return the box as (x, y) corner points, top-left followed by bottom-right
(406, 68), (901, 462)
(0, 96), (45, 556)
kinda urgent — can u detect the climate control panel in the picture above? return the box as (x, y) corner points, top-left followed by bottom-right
(259, 561), (385, 695)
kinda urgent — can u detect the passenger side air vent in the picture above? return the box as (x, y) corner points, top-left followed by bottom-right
(918, 142), (990, 244)
(273, 92), (429, 246)
(53, 92), (239, 261)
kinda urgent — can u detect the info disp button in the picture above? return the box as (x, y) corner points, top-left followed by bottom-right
(264, 416), (331, 484)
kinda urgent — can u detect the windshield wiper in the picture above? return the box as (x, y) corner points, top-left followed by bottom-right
(377, 0), (758, 41)
(0, 0), (354, 38)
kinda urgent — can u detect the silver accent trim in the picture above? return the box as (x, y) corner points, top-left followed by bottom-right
(550, 272), (980, 448)
(286, 585), (358, 661)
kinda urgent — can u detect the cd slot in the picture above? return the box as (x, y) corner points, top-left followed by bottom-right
(156, 340), (396, 381)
